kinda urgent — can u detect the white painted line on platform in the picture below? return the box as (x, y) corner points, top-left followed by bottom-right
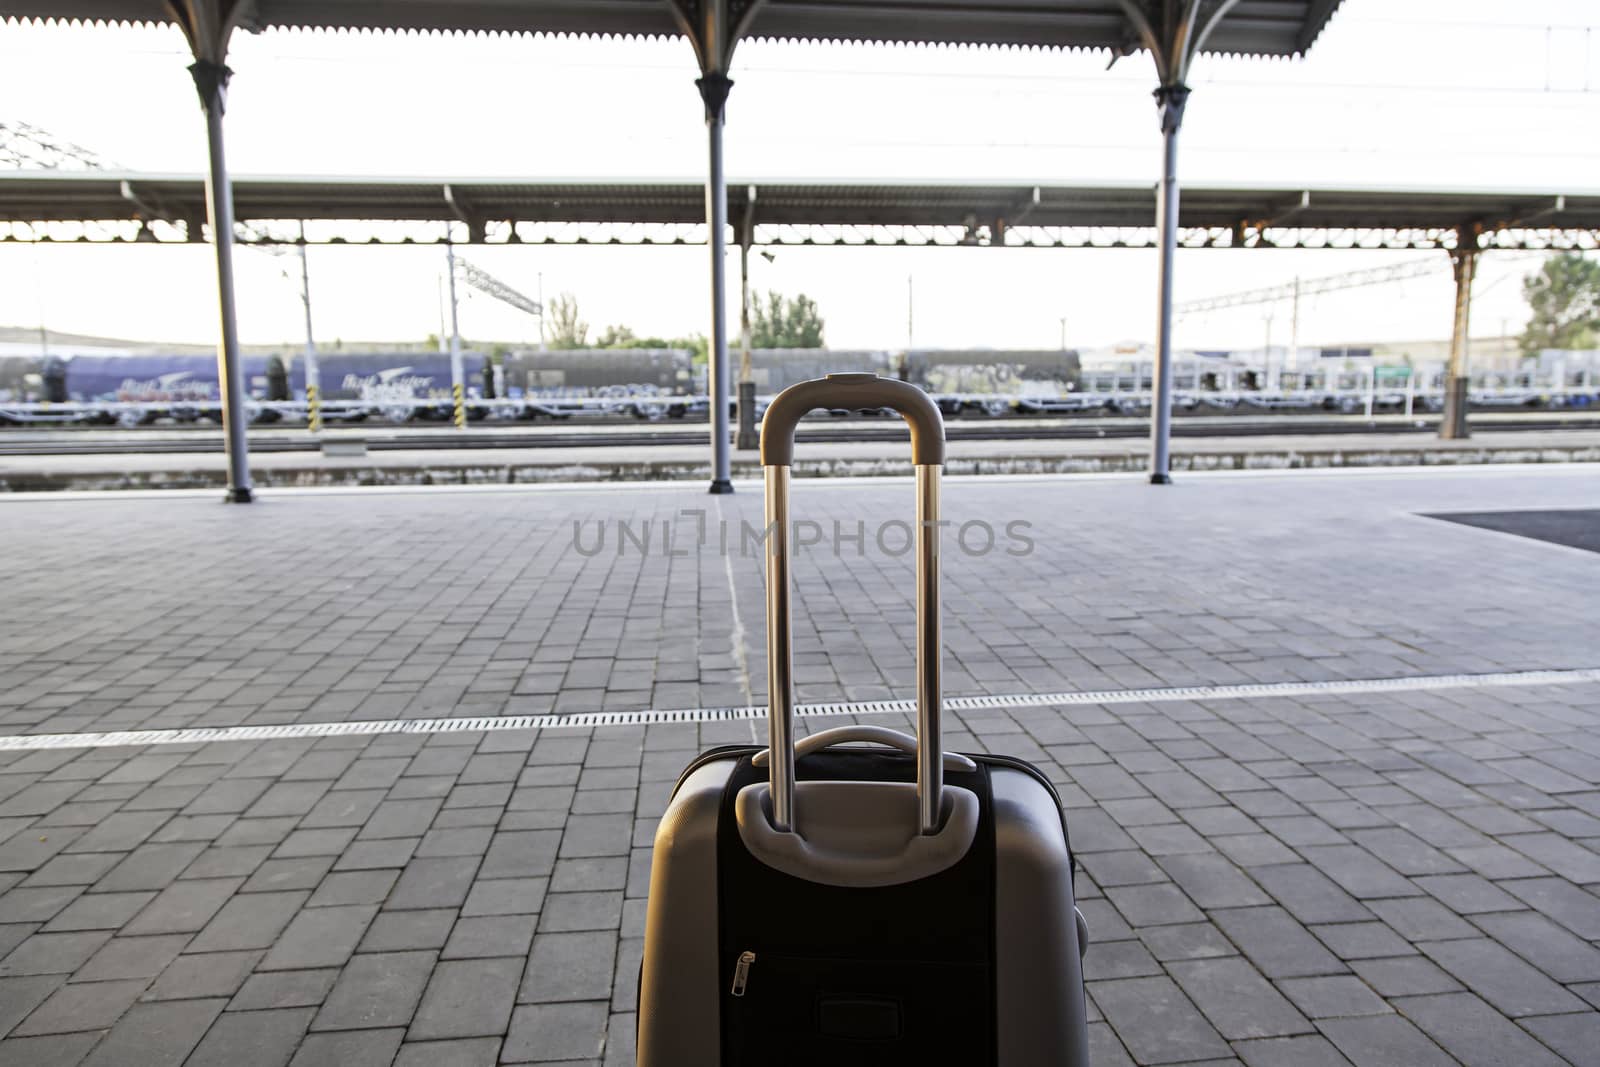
(3, 666), (1597, 753)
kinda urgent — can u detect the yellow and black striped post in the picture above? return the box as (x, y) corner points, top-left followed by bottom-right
(306, 383), (322, 434)
(453, 383), (466, 430)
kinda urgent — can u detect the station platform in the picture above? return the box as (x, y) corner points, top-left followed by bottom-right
(3, 426), (1599, 492)
(1, 467), (1598, 1066)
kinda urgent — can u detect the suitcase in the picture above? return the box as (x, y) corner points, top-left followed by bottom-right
(638, 374), (1090, 1066)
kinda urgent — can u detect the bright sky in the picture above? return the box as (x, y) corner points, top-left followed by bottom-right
(1, 0), (1598, 352)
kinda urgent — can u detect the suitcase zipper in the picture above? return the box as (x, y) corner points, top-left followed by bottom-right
(731, 950), (756, 997)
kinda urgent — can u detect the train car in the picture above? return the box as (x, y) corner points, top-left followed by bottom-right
(287, 351), (489, 423)
(34, 353), (284, 426)
(502, 348), (695, 419)
(0, 354), (68, 423)
(902, 349), (1083, 415)
(747, 349), (890, 393)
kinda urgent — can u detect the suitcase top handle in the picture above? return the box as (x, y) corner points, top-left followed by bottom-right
(759, 374), (947, 838)
(759, 373), (946, 467)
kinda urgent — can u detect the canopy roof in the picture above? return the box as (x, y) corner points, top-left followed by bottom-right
(2, 173), (1594, 249)
(2, 1), (1342, 56)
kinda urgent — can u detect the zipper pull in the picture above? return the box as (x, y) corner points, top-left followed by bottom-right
(731, 951), (756, 997)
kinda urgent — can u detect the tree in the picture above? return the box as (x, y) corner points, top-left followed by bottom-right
(1520, 253), (1600, 357)
(546, 293), (589, 349)
(750, 291), (825, 348)
(595, 323), (637, 348)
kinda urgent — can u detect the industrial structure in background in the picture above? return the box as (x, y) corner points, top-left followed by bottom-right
(0, 0), (1360, 501)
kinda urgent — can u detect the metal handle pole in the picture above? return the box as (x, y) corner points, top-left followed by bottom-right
(764, 464), (795, 834)
(915, 463), (943, 835)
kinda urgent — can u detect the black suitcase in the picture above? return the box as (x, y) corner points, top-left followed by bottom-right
(638, 375), (1090, 1066)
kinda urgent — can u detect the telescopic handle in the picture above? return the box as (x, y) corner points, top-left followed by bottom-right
(760, 373), (946, 466)
(759, 374), (946, 837)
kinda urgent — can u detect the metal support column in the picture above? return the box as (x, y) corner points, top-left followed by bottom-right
(736, 232), (759, 451)
(190, 60), (251, 502)
(446, 238), (466, 431)
(1441, 233), (1478, 440)
(700, 72), (735, 491)
(297, 227), (321, 434)
(1147, 83), (1187, 485)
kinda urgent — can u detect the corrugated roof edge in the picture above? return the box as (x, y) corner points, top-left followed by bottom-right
(2, 14), (1125, 54)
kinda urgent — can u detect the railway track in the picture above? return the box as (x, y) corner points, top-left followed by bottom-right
(2, 412), (1598, 456)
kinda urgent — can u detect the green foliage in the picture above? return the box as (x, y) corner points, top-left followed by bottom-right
(1520, 253), (1600, 356)
(596, 324), (709, 364)
(545, 293), (589, 350)
(750, 291), (825, 348)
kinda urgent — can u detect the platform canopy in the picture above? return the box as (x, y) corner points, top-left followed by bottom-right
(2, 173), (1595, 251)
(3, 1), (1341, 55)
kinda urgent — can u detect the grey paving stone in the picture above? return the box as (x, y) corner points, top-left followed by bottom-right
(1212, 907), (1347, 979)
(392, 1038), (502, 1067)
(13, 977), (148, 1036)
(481, 831), (562, 879)
(1419, 938), (1587, 1017)
(0, 1031), (103, 1067)
(0, 930), (111, 976)
(1249, 864), (1373, 925)
(388, 857), (479, 910)
(1414, 873), (1525, 915)
(242, 856), (337, 894)
(1090, 975), (1231, 1064)
(230, 968), (341, 1011)
(1168, 957), (1314, 1040)
(75, 933), (190, 981)
(0, 974), (67, 1036)
(558, 816), (632, 859)
(1278, 976), (1392, 1020)
(1394, 992), (1568, 1067)
(313, 950), (435, 1031)
(1085, 939), (1165, 981)
(1158, 853), (1271, 910)
(1520, 1012), (1600, 1067)
(0, 886), (82, 925)
(1348, 956), (1462, 998)
(442, 914), (537, 961)
(183, 845), (274, 880)
(1500, 877), (1600, 939)
(260, 904), (378, 972)
(306, 869), (399, 908)
(1234, 1034), (1354, 1067)
(21, 852), (122, 889)
(461, 877), (547, 918)
(144, 949), (262, 1002)
(332, 838), (420, 873)
(94, 842), (208, 892)
(503, 1001), (609, 1063)
(80, 997), (226, 1067)
(1364, 897), (1476, 942)
(287, 1027), (405, 1067)
(539, 891), (623, 932)
(42, 891), (155, 932)
(1105, 882), (1204, 928)
(121, 877), (242, 937)
(188, 890), (308, 953)
(520, 931), (616, 1003)
(408, 957), (522, 1041)
(1138, 921), (1238, 963)
(1310, 922), (1415, 962)
(185, 1006), (315, 1067)
(1318, 1014), (1454, 1067)
(1471, 909), (1600, 984)
(359, 908), (457, 954)
(1297, 845), (1420, 900)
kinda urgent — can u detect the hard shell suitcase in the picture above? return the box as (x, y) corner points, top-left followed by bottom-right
(638, 375), (1090, 1066)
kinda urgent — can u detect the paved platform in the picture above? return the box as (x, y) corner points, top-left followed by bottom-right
(3, 428), (1599, 491)
(1, 467), (1598, 1066)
